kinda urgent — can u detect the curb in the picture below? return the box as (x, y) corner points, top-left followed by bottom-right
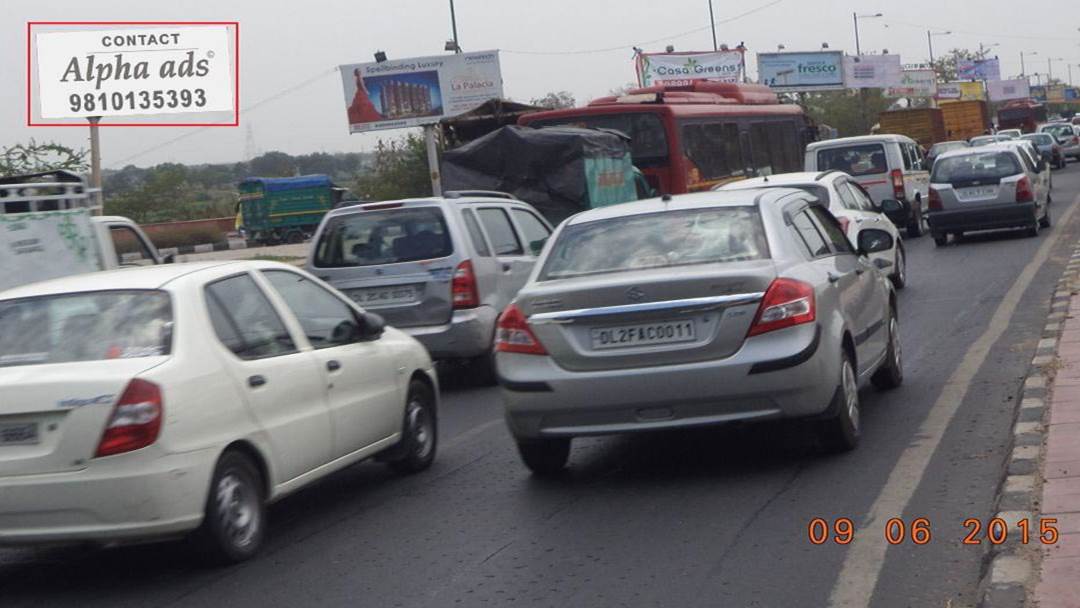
(157, 238), (247, 258)
(977, 244), (1080, 607)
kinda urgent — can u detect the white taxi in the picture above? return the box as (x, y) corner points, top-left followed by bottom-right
(0, 261), (437, 563)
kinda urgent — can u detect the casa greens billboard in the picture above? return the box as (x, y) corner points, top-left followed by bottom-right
(757, 51), (844, 92)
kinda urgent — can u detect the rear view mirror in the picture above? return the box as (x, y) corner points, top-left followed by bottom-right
(858, 229), (894, 255)
(359, 312), (386, 340)
(879, 199), (903, 213)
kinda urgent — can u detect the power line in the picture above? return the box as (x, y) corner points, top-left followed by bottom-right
(883, 19), (1080, 43)
(501, 0), (785, 55)
(109, 67), (339, 168)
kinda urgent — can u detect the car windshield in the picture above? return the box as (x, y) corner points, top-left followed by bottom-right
(969, 136), (1000, 146)
(1042, 124), (1073, 139)
(540, 206), (769, 280)
(931, 151), (1022, 183)
(0, 290), (172, 367)
(1021, 134), (1055, 146)
(929, 142), (967, 156)
(815, 144), (888, 177)
(313, 206), (453, 268)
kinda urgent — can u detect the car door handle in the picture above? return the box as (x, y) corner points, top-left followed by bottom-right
(327, 360), (341, 372)
(248, 375), (267, 388)
(502, 263), (512, 272)
(855, 267), (865, 275)
(827, 272), (841, 283)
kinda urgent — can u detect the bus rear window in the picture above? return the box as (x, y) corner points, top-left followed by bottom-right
(528, 113), (668, 166)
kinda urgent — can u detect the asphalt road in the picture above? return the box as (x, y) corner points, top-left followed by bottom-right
(5, 163), (1080, 608)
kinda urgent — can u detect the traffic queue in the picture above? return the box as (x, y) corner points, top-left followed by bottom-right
(0, 81), (1076, 563)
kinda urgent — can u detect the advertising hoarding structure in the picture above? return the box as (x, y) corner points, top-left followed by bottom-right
(937, 81), (986, 102)
(635, 50), (744, 87)
(956, 58), (1002, 82)
(885, 69), (937, 98)
(987, 79), (1031, 102)
(756, 51), (844, 92)
(842, 54), (903, 89)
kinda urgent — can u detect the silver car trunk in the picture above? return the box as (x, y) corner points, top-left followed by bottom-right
(317, 261), (456, 329)
(520, 261), (775, 372)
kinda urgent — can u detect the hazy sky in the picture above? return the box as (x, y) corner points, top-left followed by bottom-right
(4, 0), (1079, 169)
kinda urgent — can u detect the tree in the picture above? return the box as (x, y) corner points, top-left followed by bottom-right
(351, 134), (432, 201)
(802, 89), (896, 137)
(248, 151), (296, 177)
(530, 91), (576, 109)
(0, 140), (88, 177)
(608, 82), (639, 97)
(930, 47), (992, 84)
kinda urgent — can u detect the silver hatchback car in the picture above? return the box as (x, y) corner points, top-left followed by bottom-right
(495, 190), (903, 474)
(307, 193), (554, 380)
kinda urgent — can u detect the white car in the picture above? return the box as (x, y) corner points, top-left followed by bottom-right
(0, 261), (438, 562)
(718, 171), (906, 288)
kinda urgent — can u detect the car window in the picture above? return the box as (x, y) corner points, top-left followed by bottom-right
(1016, 148), (1037, 173)
(846, 182), (877, 212)
(815, 144), (888, 177)
(791, 210), (831, 258)
(808, 206), (854, 254)
(477, 208), (523, 256)
(205, 274), (297, 360)
(109, 226), (156, 266)
(932, 151), (1022, 183)
(262, 270), (362, 349)
(511, 209), (551, 256)
(461, 209), (491, 257)
(833, 181), (861, 210)
(901, 144), (914, 171)
(313, 207), (452, 268)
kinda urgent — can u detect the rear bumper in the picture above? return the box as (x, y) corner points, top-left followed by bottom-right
(497, 323), (839, 440)
(928, 202), (1037, 233)
(0, 447), (216, 546)
(400, 306), (497, 359)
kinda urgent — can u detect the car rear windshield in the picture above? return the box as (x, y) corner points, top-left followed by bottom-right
(540, 207), (768, 280)
(314, 206), (453, 267)
(815, 144), (888, 177)
(929, 142), (967, 156)
(931, 151), (1022, 183)
(1042, 124), (1074, 139)
(0, 290), (172, 367)
(1021, 134), (1055, 146)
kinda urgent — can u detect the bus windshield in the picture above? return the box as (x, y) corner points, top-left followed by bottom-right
(527, 112), (669, 167)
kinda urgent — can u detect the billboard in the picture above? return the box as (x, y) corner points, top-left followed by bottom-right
(1067, 88), (1080, 102)
(33, 24), (235, 120)
(1031, 86), (1047, 102)
(885, 69), (937, 98)
(987, 79), (1031, 102)
(636, 50), (744, 86)
(756, 51), (844, 92)
(956, 58), (1002, 82)
(1047, 85), (1067, 103)
(340, 50), (503, 133)
(842, 54), (903, 89)
(937, 81), (986, 101)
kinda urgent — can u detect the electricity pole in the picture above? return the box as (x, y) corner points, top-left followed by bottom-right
(87, 116), (103, 212)
(708, 0), (718, 51)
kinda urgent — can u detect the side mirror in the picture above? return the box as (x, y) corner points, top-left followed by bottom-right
(857, 228), (894, 255)
(162, 253), (176, 264)
(879, 199), (904, 213)
(358, 311), (386, 340)
(330, 319), (361, 344)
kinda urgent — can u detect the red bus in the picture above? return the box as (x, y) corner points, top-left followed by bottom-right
(519, 82), (816, 195)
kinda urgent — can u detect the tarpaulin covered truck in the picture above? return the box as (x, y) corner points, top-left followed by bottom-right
(0, 171), (167, 294)
(441, 125), (642, 225)
(940, 100), (991, 141)
(878, 108), (946, 148)
(237, 175), (353, 245)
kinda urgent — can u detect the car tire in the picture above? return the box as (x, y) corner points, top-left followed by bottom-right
(516, 437), (571, 476)
(190, 451), (267, 565)
(890, 246), (906, 289)
(933, 233), (948, 247)
(386, 379), (438, 474)
(818, 350), (861, 453)
(871, 311), (903, 390)
(906, 204), (924, 238)
(1027, 214), (1041, 237)
(285, 230), (305, 244)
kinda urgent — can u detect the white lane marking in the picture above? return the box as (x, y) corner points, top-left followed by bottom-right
(828, 194), (1080, 607)
(442, 418), (504, 451)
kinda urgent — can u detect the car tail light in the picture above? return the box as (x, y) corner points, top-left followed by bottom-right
(95, 379), (163, 458)
(494, 303), (547, 355)
(747, 278), (816, 337)
(928, 188), (943, 211)
(836, 216), (851, 235)
(890, 169), (905, 200)
(452, 260), (480, 309)
(1015, 176), (1034, 203)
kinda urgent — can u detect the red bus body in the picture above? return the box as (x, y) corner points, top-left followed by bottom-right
(519, 82), (814, 195)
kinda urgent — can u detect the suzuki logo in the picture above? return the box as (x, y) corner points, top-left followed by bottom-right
(626, 287), (645, 302)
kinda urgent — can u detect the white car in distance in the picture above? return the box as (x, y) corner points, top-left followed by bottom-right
(0, 261), (438, 563)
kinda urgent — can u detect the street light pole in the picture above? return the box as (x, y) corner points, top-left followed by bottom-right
(1020, 51), (1037, 78)
(853, 12), (861, 55)
(926, 30), (951, 65)
(708, 0), (718, 52)
(449, 0), (460, 53)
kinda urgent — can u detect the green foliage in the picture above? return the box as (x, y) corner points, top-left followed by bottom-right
(930, 47), (992, 84)
(530, 91), (577, 109)
(801, 89), (895, 137)
(0, 140), (89, 177)
(351, 134), (432, 201)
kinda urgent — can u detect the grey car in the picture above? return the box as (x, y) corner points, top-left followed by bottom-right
(927, 144), (1051, 246)
(495, 190), (902, 474)
(1020, 133), (1066, 170)
(307, 193), (553, 380)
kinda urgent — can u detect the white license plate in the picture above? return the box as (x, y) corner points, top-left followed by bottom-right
(590, 320), (696, 350)
(0, 422), (39, 446)
(956, 186), (998, 201)
(351, 285), (419, 307)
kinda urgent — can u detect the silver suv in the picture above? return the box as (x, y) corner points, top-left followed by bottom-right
(306, 192), (554, 379)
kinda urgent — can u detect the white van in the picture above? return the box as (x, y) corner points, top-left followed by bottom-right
(805, 135), (930, 237)
(0, 171), (168, 293)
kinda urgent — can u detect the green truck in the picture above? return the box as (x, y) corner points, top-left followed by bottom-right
(237, 175), (355, 245)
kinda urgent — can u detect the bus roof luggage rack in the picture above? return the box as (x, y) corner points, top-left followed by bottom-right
(0, 170), (100, 214)
(444, 190), (519, 200)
